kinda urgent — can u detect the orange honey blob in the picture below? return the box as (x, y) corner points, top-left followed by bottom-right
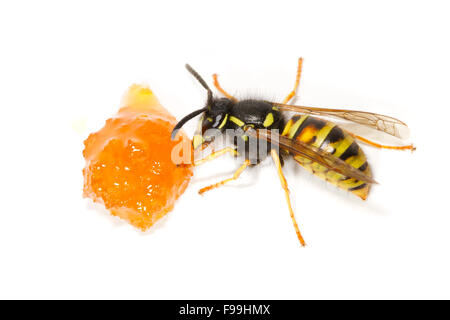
(83, 84), (193, 230)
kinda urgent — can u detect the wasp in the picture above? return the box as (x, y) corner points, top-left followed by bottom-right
(171, 58), (415, 246)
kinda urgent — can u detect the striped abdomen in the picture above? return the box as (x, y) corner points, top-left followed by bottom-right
(281, 115), (372, 200)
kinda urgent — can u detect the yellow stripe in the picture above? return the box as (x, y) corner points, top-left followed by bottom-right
(281, 119), (293, 136)
(288, 115), (308, 139)
(345, 152), (366, 168)
(229, 116), (244, 127)
(312, 123), (335, 148)
(339, 178), (365, 190)
(325, 170), (345, 183)
(332, 136), (353, 158)
(218, 114), (228, 129)
(263, 113), (274, 127)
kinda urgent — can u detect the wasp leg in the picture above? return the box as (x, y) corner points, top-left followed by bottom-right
(198, 159), (250, 195)
(212, 73), (238, 102)
(270, 149), (306, 247)
(348, 133), (416, 151)
(194, 147), (238, 167)
(282, 57), (304, 104)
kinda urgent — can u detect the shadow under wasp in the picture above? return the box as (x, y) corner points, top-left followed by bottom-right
(171, 58), (415, 246)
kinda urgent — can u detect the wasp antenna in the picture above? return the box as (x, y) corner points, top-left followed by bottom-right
(171, 107), (208, 140)
(185, 64), (213, 104)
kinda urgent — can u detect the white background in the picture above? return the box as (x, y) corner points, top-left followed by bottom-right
(1, 0), (449, 299)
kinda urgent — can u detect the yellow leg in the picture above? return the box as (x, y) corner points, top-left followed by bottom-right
(282, 57), (304, 104)
(349, 133), (416, 151)
(194, 147), (238, 166)
(212, 74), (238, 102)
(198, 160), (250, 195)
(270, 149), (306, 247)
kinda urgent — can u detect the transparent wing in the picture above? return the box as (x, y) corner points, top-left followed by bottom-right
(248, 129), (377, 184)
(271, 102), (410, 140)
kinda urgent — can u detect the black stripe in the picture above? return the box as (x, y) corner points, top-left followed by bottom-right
(324, 126), (345, 144)
(291, 115), (302, 122)
(349, 183), (367, 191)
(358, 161), (368, 172)
(293, 116), (327, 139)
(339, 142), (359, 161)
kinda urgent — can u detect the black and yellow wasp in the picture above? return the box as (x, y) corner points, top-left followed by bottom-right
(171, 58), (414, 246)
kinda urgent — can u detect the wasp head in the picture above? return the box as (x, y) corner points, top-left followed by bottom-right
(171, 64), (234, 150)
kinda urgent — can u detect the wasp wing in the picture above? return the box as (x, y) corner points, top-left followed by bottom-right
(248, 129), (377, 184)
(271, 102), (410, 140)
